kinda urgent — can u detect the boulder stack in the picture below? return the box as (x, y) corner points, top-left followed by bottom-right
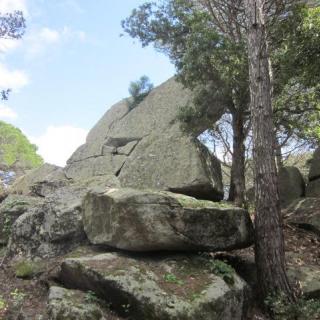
(0, 78), (258, 319)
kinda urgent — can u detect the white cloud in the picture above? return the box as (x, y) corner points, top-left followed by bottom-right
(0, 104), (18, 119)
(60, 0), (84, 14)
(30, 125), (88, 167)
(39, 27), (60, 43)
(0, 63), (29, 90)
(0, 38), (21, 54)
(0, 0), (27, 14)
(61, 26), (86, 42)
(25, 26), (86, 58)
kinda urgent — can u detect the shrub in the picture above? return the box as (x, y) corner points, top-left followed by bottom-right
(207, 259), (235, 285)
(128, 76), (153, 110)
(265, 292), (320, 320)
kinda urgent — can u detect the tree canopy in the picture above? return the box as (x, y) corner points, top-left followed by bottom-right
(0, 121), (43, 171)
(0, 10), (26, 100)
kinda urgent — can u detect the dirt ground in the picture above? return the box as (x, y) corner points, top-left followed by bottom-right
(0, 224), (319, 320)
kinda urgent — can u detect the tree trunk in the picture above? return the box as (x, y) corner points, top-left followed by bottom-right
(245, 0), (294, 301)
(228, 111), (246, 207)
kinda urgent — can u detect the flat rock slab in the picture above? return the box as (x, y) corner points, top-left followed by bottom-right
(58, 252), (249, 320)
(48, 286), (123, 320)
(285, 198), (320, 237)
(83, 188), (254, 252)
(287, 266), (320, 299)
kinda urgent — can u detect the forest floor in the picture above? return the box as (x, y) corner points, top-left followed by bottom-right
(0, 224), (318, 320)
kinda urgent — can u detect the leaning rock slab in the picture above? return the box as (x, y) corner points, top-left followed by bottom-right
(278, 166), (305, 208)
(83, 188), (253, 252)
(285, 198), (320, 236)
(59, 252), (249, 320)
(66, 78), (224, 200)
(10, 163), (68, 197)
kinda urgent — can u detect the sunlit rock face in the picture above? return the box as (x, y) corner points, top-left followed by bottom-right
(65, 78), (225, 201)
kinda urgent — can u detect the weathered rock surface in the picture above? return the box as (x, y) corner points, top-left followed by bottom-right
(287, 265), (320, 299)
(8, 186), (87, 258)
(10, 163), (69, 197)
(306, 147), (320, 198)
(0, 180), (7, 203)
(0, 195), (43, 245)
(66, 78), (224, 201)
(58, 252), (249, 320)
(83, 188), (254, 252)
(278, 166), (305, 208)
(285, 198), (320, 236)
(7, 174), (121, 258)
(306, 179), (320, 198)
(309, 147), (320, 181)
(48, 286), (115, 320)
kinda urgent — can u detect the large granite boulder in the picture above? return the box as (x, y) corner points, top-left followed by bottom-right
(83, 188), (254, 252)
(8, 185), (87, 258)
(309, 147), (320, 181)
(285, 198), (320, 236)
(7, 174), (122, 259)
(58, 252), (249, 320)
(278, 166), (305, 208)
(306, 179), (320, 198)
(10, 163), (69, 197)
(0, 195), (43, 245)
(65, 78), (224, 201)
(306, 147), (320, 197)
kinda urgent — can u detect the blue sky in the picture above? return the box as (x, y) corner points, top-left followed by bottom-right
(0, 0), (175, 165)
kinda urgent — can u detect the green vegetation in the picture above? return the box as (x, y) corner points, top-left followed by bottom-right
(265, 293), (320, 320)
(163, 273), (184, 285)
(84, 291), (99, 304)
(128, 75), (153, 110)
(0, 295), (6, 312)
(0, 121), (43, 169)
(207, 260), (235, 285)
(14, 260), (44, 279)
(123, 2), (320, 206)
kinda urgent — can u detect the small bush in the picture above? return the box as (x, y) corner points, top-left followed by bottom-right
(265, 293), (320, 320)
(207, 259), (235, 285)
(128, 75), (153, 110)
